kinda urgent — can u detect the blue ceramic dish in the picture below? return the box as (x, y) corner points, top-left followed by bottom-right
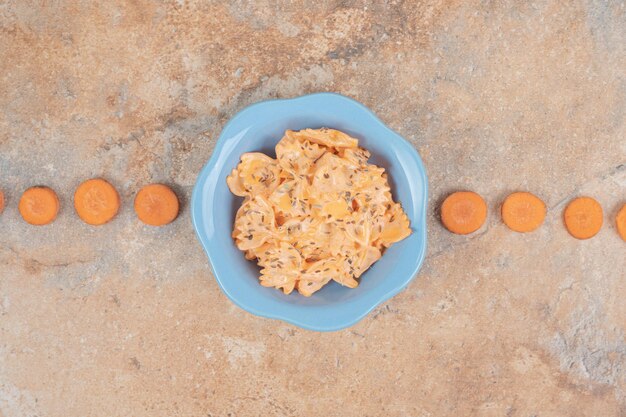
(191, 93), (428, 331)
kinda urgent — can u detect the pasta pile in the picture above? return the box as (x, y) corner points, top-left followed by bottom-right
(227, 128), (411, 296)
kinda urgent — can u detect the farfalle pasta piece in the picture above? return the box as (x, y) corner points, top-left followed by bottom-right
(279, 217), (331, 261)
(228, 127), (412, 297)
(346, 223), (371, 247)
(339, 245), (382, 285)
(311, 153), (353, 192)
(275, 132), (325, 176)
(290, 128), (359, 149)
(338, 147), (371, 167)
(257, 242), (303, 294)
(233, 195), (277, 250)
(309, 154), (357, 221)
(226, 168), (247, 197)
(268, 179), (309, 217)
(297, 258), (340, 297)
(226, 153), (281, 198)
(377, 203), (412, 247)
(327, 224), (355, 257)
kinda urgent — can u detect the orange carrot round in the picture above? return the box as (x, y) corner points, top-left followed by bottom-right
(19, 186), (60, 225)
(501, 192), (546, 232)
(0, 189), (5, 215)
(134, 184), (179, 226)
(441, 191), (488, 235)
(616, 204), (626, 242)
(564, 197), (603, 239)
(74, 178), (120, 225)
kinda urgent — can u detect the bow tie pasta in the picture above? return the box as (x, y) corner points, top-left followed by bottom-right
(227, 128), (412, 297)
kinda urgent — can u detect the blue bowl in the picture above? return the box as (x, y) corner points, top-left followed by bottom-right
(191, 93), (428, 331)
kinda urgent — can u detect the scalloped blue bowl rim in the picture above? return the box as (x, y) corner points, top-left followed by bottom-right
(191, 93), (428, 332)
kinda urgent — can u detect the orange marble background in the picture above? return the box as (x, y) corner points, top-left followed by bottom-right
(0, 1), (624, 416)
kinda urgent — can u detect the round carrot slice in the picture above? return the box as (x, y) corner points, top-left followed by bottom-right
(74, 178), (120, 225)
(564, 197), (603, 239)
(134, 184), (179, 226)
(0, 189), (5, 215)
(441, 191), (487, 235)
(19, 186), (60, 225)
(501, 192), (546, 232)
(616, 204), (626, 242)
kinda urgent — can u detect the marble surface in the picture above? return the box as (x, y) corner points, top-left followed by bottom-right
(0, 1), (625, 416)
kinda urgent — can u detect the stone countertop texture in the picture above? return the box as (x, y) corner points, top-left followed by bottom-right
(1, 1), (625, 416)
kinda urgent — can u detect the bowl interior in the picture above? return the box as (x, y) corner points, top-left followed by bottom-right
(193, 94), (427, 330)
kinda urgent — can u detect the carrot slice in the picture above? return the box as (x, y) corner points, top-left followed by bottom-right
(19, 186), (60, 225)
(564, 197), (603, 239)
(441, 191), (487, 235)
(0, 189), (5, 215)
(134, 184), (179, 226)
(616, 204), (626, 242)
(501, 192), (546, 232)
(74, 178), (120, 225)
